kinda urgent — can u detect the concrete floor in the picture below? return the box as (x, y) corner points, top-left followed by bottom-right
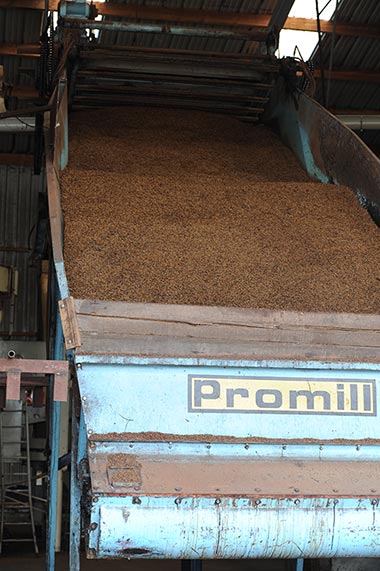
(1, 553), (290, 570)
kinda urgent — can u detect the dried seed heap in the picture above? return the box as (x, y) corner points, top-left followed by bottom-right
(61, 107), (380, 313)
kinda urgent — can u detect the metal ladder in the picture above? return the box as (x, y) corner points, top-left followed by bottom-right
(0, 401), (39, 555)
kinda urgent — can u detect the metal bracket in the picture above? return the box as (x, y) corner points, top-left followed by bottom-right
(59, 296), (81, 350)
(0, 358), (69, 402)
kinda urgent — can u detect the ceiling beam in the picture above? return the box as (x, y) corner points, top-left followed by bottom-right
(0, 42), (39, 57)
(0, 0), (58, 7)
(1, 1), (380, 39)
(285, 17), (380, 39)
(9, 85), (39, 97)
(330, 109), (380, 115)
(0, 1), (269, 26)
(0, 154), (34, 166)
(315, 69), (380, 83)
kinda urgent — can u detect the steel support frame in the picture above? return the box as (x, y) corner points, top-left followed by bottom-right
(46, 310), (64, 571)
(69, 403), (86, 570)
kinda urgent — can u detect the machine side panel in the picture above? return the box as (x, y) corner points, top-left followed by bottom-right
(87, 496), (380, 559)
(267, 86), (380, 222)
(77, 364), (380, 442)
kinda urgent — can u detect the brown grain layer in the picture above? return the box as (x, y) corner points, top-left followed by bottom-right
(90, 432), (380, 445)
(61, 107), (380, 313)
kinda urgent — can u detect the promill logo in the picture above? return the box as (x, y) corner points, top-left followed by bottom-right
(188, 375), (376, 416)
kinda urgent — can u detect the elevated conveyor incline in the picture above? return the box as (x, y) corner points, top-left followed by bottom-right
(46, 3), (380, 566)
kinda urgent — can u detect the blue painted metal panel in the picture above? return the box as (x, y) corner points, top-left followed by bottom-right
(296, 559), (304, 571)
(76, 354), (380, 371)
(87, 496), (380, 559)
(269, 95), (329, 183)
(77, 364), (380, 441)
(76, 353), (380, 562)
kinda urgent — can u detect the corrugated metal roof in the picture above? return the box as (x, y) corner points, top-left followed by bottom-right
(307, 0), (380, 154)
(0, 7), (41, 85)
(311, 0), (380, 110)
(0, 166), (45, 339)
(100, 0), (277, 13)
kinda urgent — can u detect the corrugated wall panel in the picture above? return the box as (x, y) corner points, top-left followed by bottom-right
(312, 0), (380, 110)
(0, 166), (46, 339)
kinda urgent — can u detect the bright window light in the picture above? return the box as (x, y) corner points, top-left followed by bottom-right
(277, 0), (338, 60)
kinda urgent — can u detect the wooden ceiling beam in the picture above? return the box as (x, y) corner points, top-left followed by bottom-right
(284, 17), (380, 39)
(315, 69), (380, 83)
(10, 85), (39, 97)
(0, 1), (270, 26)
(0, 154), (34, 166)
(0, 0), (58, 8)
(0, 42), (39, 57)
(330, 108), (380, 115)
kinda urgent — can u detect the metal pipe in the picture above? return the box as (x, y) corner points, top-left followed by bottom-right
(63, 18), (269, 42)
(6, 350), (23, 360)
(326, 0), (340, 107)
(0, 117), (35, 133)
(315, 0), (326, 107)
(337, 115), (380, 130)
(55, 471), (63, 552)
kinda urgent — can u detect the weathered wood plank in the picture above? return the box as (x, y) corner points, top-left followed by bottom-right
(76, 313), (380, 348)
(75, 299), (380, 362)
(76, 330), (380, 363)
(59, 296), (82, 350)
(75, 299), (380, 331)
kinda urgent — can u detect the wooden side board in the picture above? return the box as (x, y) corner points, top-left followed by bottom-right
(75, 299), (380, 363)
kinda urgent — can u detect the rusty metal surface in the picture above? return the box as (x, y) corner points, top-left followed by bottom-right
(89, 451), (380, 497)
(299, 97), (380, 220)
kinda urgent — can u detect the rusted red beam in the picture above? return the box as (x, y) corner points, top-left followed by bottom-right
(0, 358), (68, 402)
